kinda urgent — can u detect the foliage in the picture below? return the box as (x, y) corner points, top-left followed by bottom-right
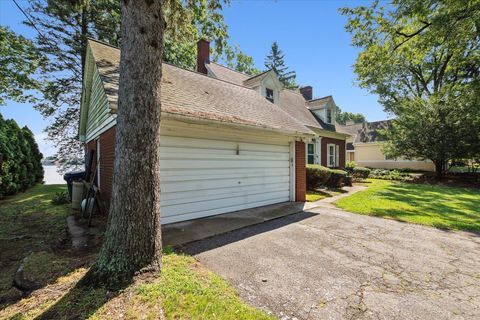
(327, 169), (349, 188)
(369, 168), (412, 181)
(0, 26), (46, 105)
(21, 0), (257, 171)
(0, 114), (44, 197)
(306, 165), (331, 190)
(51, 191), (70, 205)
(341, 0), (480, 178)
(336, 179), (480, 231)
(345, 161), (356, 173)
(335, 106), (366, 125)
(264, 41), (298, 88)
(306, 165), (349, 189)
(352, 166), (371, 179)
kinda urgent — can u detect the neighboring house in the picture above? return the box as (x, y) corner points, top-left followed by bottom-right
(338, 120), (435, 171)
(79, 39), (347, 224)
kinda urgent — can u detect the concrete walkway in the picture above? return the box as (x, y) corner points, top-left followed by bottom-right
(185, 207), (480, 320)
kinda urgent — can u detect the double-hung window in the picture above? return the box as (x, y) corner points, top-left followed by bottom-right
(307, 143), (315, 164)
(327, 143), (339, 167)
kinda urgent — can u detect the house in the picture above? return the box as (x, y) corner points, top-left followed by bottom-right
(338, 120), (435, 171)
(79, 38), (347, 224)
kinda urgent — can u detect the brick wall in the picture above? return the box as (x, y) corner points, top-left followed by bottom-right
(295, 141), (306, 202)
(98, 126), (116, 208)
(321, 137), (346, 168)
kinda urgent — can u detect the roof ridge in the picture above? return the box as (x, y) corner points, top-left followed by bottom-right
(87, 37), (119, 50)
(210, 62), (253, 77)
(308, 95), (332, 102)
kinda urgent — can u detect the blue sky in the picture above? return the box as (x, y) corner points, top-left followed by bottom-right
(0, 0), (388, 157)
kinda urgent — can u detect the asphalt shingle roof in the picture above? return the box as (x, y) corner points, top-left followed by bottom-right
(88, 39), (313, 135)
(337, 120), (391, 143)
(207, 62), (250, 86)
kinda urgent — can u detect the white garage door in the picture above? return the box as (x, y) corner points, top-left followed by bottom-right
(160, 136), (291, 224)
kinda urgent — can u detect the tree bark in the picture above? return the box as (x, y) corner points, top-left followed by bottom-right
(435, 160), (444, 180)
(84, 0), (164, 287)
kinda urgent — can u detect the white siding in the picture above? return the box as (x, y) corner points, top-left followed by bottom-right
(160, 136), (291, 224)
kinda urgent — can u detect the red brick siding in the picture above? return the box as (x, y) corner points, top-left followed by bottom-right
(295, 141), (306, 202)
(98, 126), (116, 208)
(320, 137), (346, 168)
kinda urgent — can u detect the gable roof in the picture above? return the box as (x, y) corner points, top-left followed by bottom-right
(207, 62), (249, 86)
(306, 96), (333, 110)
(337, 120), (391, 143)
(86, 39), (313, 136)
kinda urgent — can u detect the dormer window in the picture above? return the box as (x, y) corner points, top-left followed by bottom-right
(326, 109), (332, 123)
(266, 88), (274, 103)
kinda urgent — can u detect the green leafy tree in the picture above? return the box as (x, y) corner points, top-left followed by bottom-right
(264, 41), (298, 88)
(0, 26), (45, 105)
(0, 114), (43, 197)
(21, 0), (256, 172)
(341, 0), (480, 178)
(335, 106), (366, 125)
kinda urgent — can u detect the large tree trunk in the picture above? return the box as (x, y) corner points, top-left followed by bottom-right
(84, 0), (164, 287)
(434, 160), (444, 180)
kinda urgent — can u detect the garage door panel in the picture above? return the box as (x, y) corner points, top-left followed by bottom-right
(161, 197), (289, 224)
(160, 167), (289, 180)
(161, 183), (289, 205)
(162, 190), (290, 217)
(161, 159), (288, 170)
(160, 182), (288, 202)
(160, 136), (291, 224)
(161, 175), (289, 193)
(160, 152), (289, 161)
(162, 136), (289, 152)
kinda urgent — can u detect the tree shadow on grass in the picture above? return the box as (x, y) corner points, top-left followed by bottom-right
(369, 182), (480, 235)
(30, 278), (127, 320)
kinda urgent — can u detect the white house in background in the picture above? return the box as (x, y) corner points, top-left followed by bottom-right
(337, 120), (435, 171)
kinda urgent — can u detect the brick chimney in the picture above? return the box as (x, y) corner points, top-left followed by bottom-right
(300, 86), (312, 100)
(196, 39), (210, 74)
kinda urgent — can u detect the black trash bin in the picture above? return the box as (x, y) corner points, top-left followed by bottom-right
(63, 171), (86, 200)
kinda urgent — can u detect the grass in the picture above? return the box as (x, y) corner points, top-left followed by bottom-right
(0, 184), (274, 319)
(336, 179), (480, 232)
(0, 184), (77, 307)
(306, 188), (345, 202)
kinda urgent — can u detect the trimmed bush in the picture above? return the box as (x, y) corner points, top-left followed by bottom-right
(327, 169), (348, 188)
(345, 161), (356, 174)
(369, 168), (411, 181)
(306, 165), (331, 190)
(352, 166), (371, 179)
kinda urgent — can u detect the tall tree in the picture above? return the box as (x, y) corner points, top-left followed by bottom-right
(85, 0), (164, 286)
(0, 26), (45, 105)
(264, 41), (298, 88)
(341, 0), (480, 178)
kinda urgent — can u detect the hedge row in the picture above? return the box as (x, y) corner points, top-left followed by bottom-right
(306, 165), (351, 189)
(0, 114), (44, 197)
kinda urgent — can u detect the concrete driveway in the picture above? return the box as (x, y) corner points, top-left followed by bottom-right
(184, 207), (480, 320)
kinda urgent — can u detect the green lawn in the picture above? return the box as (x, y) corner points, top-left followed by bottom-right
(0, 184), (273, 320)
(336, 179), (480, 231)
